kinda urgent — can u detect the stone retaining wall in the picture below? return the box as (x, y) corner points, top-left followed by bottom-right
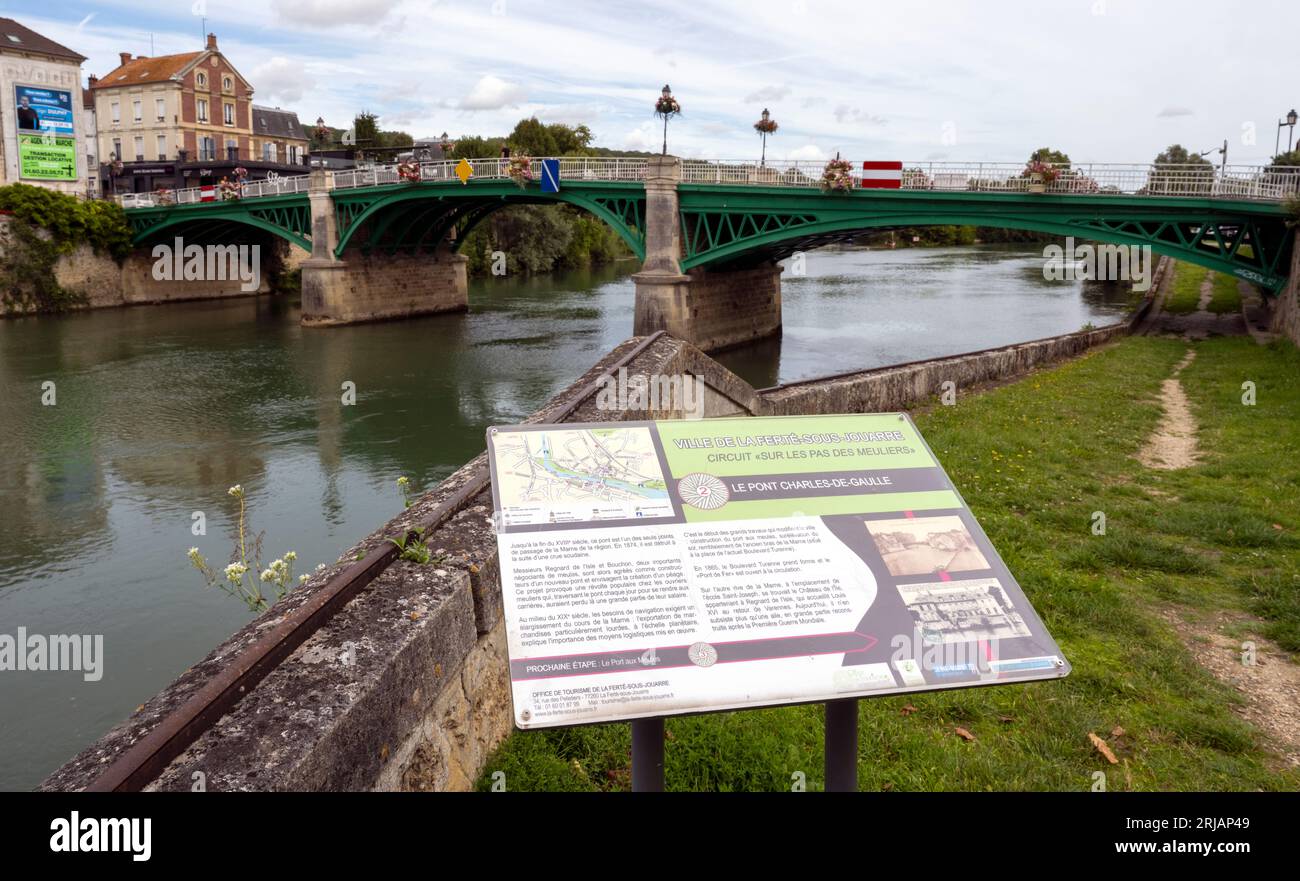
(1269, 230), (1300, 347)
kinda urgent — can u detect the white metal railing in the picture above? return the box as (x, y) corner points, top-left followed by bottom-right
(116, 157), (1300, 208)
(680, 159), (1300, 201)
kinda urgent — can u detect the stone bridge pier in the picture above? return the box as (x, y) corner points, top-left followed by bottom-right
(300, 169), (469, 327)
(633, 156), (783, 352)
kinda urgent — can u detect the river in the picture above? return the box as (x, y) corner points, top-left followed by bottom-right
(0, 243), (1135, 790)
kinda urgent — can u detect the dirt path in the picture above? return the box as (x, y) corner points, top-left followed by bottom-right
(1137, 349), (1199, 470)
(1160, 609), (1300, 768)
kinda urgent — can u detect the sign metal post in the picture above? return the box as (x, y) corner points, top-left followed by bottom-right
(630, 717), (665, 792)
(823, 699), (859, 792)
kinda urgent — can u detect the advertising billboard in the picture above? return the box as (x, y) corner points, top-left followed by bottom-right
(14, 85), (76, 181)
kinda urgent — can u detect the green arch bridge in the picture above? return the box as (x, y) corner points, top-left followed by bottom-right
(120, 156), (1298, 349)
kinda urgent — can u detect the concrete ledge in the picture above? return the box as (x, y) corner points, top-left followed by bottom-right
(759, 321), (1131, 415)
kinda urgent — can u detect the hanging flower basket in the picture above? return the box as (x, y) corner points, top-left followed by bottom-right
(819, 157), (855, 193)
(219, 177), (242, 201)
(108, 159), (124, 176)
(506, 155), (534, 188)
(654, 94), (681, 117)
(154, 187), (175, 206)
(397, 160), (422, 183)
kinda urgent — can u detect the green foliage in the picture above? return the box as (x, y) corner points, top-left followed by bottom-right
(506, 118), (594, 156)
(0, 218), (85, 313)
(1284, 196), (1300, 229)
(1154, 144), (1212, 166)
(0, 184), (134, 313)
(187, 484), (304, 614)
(451, 134), (506, 160)
(1028, 147), (1071, 167)
(353, 111), (380, 148)
(458, 204), (630, 276)
(388, 527), (445, 565)
(1163, 261), (1208, 314)
(0, 183), (132, 258)
(1206, 272), (1242, 315)
(1269, 149), (1300, 167)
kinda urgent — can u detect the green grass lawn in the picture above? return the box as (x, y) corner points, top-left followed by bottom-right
(478, 335), (1300, 791)
(1207, 273), (1243, 315)
(1163, 262), (1209, 314)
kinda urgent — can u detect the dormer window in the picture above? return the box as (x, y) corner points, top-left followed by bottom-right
(196, 72), (207, 87)
(223, 76), (233, 91)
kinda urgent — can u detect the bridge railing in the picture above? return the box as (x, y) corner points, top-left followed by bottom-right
(681, 159), (1300, 201)
(116, 157), (1299, 208)
(116, 173), (313, 208)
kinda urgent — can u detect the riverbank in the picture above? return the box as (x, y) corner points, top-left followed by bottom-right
(476, 332), (1300, 790)
(0, 245), (1155, 790)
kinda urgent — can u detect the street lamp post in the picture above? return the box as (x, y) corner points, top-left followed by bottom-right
(1275, 109), (1298, 158)
(654, 85), (681, 156)
(754, 107), (779, 168)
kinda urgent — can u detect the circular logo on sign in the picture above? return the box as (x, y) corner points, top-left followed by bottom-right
(677, 473), (729, 510)
(688, 642), (718, 667)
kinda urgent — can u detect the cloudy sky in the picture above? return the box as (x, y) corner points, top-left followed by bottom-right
(9, 0), (1300, 164)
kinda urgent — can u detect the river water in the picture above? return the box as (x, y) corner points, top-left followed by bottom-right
(0, 244), (1134, 790)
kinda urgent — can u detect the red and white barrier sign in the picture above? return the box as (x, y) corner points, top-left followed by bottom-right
(860, 161), (903, 189)
(199, 185), (216, 202)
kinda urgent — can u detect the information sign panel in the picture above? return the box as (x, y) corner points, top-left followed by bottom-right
(486, 414), (1068, 728)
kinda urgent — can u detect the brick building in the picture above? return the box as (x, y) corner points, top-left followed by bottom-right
(90, 33), (308, 195)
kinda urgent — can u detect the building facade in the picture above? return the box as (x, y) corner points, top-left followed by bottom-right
(252, 105), (308, 166)
(0, 18), (90, 197)
(91, 34), (308, 195)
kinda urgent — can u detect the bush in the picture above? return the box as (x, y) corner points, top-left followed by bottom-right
(0, 184), (134, 313)
(0, 183), (133, 259)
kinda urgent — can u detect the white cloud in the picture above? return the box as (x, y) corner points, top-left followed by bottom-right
(833, 105), (888, 126)
(787, 144), (826, 161)
(270, 0), (401, 27)
(459, 75), (526, 111)
(743, 85), (791, 104)
(251, 57), (312, 105)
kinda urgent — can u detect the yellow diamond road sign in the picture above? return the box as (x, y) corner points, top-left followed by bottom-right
(455, 158), (473, 184)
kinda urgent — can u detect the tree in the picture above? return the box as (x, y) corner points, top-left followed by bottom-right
(1269, 149), (1300, 168)
(505, 118), (594, 156)
(1154, 144), (1211, 167)
(1149, 143), (1215, 194)
(352, 111), (380, 159)
(1028, 147), (1070, 168)
(450, 134), (506, 160)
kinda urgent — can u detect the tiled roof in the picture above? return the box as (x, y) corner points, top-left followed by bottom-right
(253, 105), (307, 141)
(93, 51), (201, 88)
(0, 17), (87, 61)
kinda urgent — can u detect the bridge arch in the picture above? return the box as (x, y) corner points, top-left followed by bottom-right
(330, 182), (646, 261)
(130, 199), (313, 253)
(677, 190), (1294, 291)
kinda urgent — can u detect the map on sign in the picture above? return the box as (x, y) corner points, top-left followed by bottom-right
(486, 414), (1069, 729)
(492, 426), (674, 526)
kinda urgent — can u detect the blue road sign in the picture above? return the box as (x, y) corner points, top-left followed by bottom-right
(540, 158), (561, 193)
